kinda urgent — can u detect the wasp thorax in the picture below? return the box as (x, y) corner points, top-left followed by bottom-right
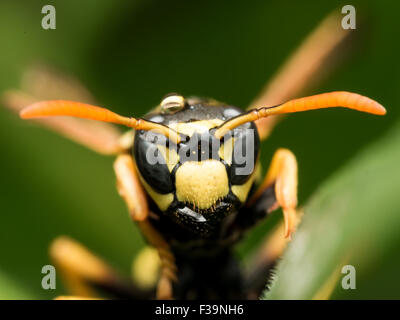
(160, 94), (186, 114)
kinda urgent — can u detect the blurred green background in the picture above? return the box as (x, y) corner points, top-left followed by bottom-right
(0, 0), (399, 299)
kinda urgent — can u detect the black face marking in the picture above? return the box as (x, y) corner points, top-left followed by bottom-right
(134, 132), (174, 194)
(230, 122), (260, 185)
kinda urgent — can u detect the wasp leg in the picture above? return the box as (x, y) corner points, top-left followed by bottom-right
(244, 149), (300, 297)
(50, 236), (149, 299)
(113, 154), (177, 299)
(131, 246), (161, 292)
(136, 220), (177, 300)
(114, 154), (149, 221)
(248, 12), (352, 140)
(249, 148), (298, 238)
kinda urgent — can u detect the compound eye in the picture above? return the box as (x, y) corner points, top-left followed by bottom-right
(230, 124), (259, 185)
(134, 133), (174, 194)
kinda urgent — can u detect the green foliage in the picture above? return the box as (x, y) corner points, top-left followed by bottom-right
(0, 0), (399, 299)
(0, 270), (34, 299)
(264, 121), (400, 299)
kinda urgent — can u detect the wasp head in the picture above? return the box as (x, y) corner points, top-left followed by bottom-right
(133, 95), (260, 237)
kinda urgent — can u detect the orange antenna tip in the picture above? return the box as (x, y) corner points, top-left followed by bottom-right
(214, 91), (386, 139)
(270, 91), (386, 116)
(19, 100), (123, 123)
(20, 100), (181, 144)
(20, 102), (42, 119)
(369, 101), (386, 115)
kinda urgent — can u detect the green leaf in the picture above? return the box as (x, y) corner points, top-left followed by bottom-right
(0, 269), (35, 300)
(264, 121), (400, 299)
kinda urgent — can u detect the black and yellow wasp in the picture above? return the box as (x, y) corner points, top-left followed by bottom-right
(3, 13), (385, 299)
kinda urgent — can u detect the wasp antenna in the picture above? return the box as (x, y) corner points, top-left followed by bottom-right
(20, 100), (181, 144)
(261, 91), (386, 116)
(214, 92), (386, 139)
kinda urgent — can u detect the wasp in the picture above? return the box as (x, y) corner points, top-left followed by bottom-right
(3, 13), (386, 299)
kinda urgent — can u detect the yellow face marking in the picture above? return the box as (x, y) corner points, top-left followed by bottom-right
(231, 163), (260, 203)
(156, 144), (179, 172)
(175, 159), (229, 210)
(139, 175), (174, 211)
(231, 176), (254, 203)
(218, 137), (235, 165)
(168, 119), (223, 137)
